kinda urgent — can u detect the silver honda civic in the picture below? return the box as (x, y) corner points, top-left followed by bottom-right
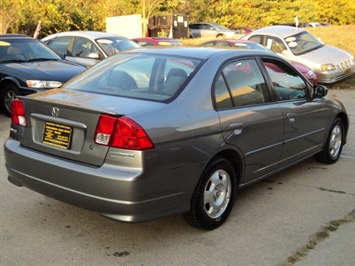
(4, 47), (349, 230)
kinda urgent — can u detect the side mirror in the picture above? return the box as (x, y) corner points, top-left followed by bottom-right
(314, 84), (328, 98)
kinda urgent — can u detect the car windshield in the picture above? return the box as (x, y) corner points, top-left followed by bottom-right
(96, 38), (140, 56)
(0, 38), (61, 63)
(284, 31), (324, 55)
(64, 52), (203, 101)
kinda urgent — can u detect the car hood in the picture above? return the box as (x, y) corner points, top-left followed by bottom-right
(298, 45), (353, 64)
(3, 60), (86, 82)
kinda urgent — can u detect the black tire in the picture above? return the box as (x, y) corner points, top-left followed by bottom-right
(184, 156), (237, 230)
(1, 83), (19, 117)
(315, 117), (344, 164)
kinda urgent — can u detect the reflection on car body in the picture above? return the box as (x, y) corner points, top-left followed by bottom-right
(4, 47), (349, 230)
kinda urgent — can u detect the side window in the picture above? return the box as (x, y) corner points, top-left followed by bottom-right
(214, 74), (233, 109)
(248, 35), (262, 45)
(265, 37), (287, 54)
(72, 37), (96, 58)
(262, 59), (307, 101)
(214, 59), (271, 109)
(46, 36), (71, 55)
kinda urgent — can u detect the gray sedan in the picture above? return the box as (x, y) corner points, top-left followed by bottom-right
(240, 26), (355, 83)
(4, 47), (349, 230)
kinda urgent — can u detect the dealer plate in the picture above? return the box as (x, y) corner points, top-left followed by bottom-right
(42, 122), (72, 149)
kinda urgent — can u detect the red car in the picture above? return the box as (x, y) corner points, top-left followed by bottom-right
(200, 39), (318, 85)
(231, 26), (254, 34)
(132, 37), (183, 46)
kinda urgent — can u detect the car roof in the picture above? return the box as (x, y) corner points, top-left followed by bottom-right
(0, 34), (31, 39)
(133, 37), (177, 41)
(251, 26), (306, 38)
(123, 46), (272, 59)
(42, 31), (128, 40)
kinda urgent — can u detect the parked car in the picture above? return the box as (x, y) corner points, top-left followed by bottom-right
(4, 47), (348, 230)
(200, 39), (318, 85)
(132, 37), (183, 46)
(240, 26), (355, 83)
(231, 26), (254, 34)
(189, 22), (238, 38)
(0, 34), (86, 117)
(42, 31), (140, 67)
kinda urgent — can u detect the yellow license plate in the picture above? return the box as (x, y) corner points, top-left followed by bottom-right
(344, 68), (351, 74)
(42, 122), (72, 149)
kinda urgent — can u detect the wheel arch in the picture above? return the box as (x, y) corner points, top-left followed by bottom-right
(0, 78), (19, 98)
(336, 112), (349, 144)
(206, 148), (244, 188)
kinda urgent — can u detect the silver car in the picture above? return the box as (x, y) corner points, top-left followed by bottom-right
(42, 31), (140, 67)
(240, 26), (355, 83)
(4, 47), (349, 230)
(189, 22), (238, 39)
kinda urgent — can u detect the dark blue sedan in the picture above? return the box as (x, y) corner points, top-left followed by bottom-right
(0, 34), (86, 116)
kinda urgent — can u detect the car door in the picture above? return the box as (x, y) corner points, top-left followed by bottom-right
(215, 58), (284, 184)
(201, 24), (217, 38)
(44, 36), (71, 56)
(68, 37), (100, 67)
(261, 57), (327, 166)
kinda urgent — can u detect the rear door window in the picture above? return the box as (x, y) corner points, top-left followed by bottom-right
(214, 59), (271, 109)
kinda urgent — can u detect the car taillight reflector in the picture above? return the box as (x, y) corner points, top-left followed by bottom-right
(11, 99), (27, 126)
(94, 115), (153, 150)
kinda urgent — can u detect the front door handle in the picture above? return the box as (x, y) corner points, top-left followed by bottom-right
(287, 112), (296, 123)
(229, 122), (243, 135)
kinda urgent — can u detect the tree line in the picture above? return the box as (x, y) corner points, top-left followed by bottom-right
(1, 0), (354, 37)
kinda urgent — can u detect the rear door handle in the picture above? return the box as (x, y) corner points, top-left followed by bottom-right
(229, 122), (243, 135)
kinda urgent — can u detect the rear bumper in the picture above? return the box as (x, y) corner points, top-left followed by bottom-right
(4, 138), (192, 222)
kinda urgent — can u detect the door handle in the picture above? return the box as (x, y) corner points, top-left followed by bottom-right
(287, 112), (296, 123)
(229, 122), (243, 135)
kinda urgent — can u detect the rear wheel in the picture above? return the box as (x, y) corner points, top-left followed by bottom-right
(315, 118), (344, 164)
(1, 83), (19, 117)
(184, 157), (237, 230)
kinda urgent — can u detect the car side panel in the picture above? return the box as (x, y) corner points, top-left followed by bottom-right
(218, 104), (284, 183)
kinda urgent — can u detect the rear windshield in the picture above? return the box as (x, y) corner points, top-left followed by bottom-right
(64, 53), (203, 101)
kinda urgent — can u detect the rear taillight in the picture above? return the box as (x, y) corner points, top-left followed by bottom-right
(94, 115), (153, 150)
(11, 99), (27, 126)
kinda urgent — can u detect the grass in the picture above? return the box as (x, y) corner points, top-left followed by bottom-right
(179, 25), (355, 90)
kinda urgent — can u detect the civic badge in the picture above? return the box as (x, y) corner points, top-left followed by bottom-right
(52, 107), (60, 117)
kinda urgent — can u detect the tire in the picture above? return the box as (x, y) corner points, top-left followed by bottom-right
(216, 34), (225, 38)
(315, 118), (344, 164)
(184, 156), (237, 230)
(1, 83), (19, 117)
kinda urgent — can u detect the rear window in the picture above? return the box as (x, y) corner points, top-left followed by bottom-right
(64, 53), (203, 101)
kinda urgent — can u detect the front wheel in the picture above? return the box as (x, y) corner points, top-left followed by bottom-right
(315, 118), (344, 164)
(184, 157), (237, 230)
(1, 83), (19, 117)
